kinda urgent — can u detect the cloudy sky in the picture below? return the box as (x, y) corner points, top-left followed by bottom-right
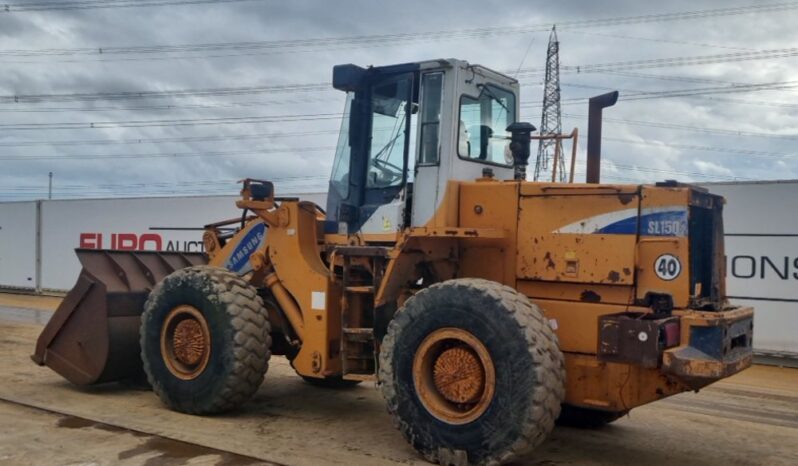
(1, 0), (797, 201)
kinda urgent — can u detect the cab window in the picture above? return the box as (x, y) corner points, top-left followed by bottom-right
(367, 77), (412, 188)
(457, 85), (516, 166)
(418, 72), (443, 165)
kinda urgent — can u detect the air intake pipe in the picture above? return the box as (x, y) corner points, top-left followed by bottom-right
(586, 91), (619, 184)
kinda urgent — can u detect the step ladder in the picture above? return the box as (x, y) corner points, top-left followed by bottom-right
(336, 246), (387, 379)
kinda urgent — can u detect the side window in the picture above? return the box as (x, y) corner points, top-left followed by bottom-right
(330, 94), (353, 199)
(418, 72), (443, 165)
(367, 77), (411, 188)
(457, 85), (516, 166)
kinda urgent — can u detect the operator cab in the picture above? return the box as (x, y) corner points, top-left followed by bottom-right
(325, 59), (520, 236)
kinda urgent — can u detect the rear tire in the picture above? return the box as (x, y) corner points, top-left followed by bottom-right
(557, 405), (627, 428)
(379, 278), (565, 466)
(140, 266), (271, 415)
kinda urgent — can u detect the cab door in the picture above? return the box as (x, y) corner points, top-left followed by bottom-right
(357, 73), (414, 235)
(411, 71), (445, 226)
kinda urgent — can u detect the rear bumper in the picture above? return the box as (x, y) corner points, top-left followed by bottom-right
(663, 306), (754, 389)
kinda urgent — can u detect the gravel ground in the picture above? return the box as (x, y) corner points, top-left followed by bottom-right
(0, 294), (796, 466)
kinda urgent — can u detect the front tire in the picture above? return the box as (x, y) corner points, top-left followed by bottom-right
(140, 266), (271, 415)
(379, 278), (565, 466)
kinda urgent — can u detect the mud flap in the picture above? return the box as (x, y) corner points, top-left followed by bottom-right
(31, 249), (207, 385)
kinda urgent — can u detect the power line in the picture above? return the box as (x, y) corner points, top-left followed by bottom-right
(0, 95), (338, 113)
(5, 131), (787, 172)
(2, 174), (329, 191)
(1, 0), (261, 12)
(4, 49), (795, 106)
(1, 160), (744, 196)
(0, 112), (343, 130)
(562, 113), (798, 141)
(0, 83), (329, 104)
(1, 2), (795, 61)
(0, 146), (334, 161)
(564, 30), (752, 52)
(2, 111), (794, 152)
(0, 129), (339, 147)
(4, 80), (796, 132)
(585, 70), (741, 85)
(552, 83), (798, 110)
(521, 80), (798, 109)
(597, 135), (798, 160)
(516, 47), (798, 76)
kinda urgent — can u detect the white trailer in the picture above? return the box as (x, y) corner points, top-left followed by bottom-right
(1, 193), (325, 292)
(0, 201), (38, 290)
(701, 180), (798, 359)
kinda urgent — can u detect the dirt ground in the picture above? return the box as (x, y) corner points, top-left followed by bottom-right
(0, 294), (797, 466)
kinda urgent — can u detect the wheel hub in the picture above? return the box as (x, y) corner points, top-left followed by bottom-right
(432, 346), (485, 404)
(160, 305), (211, 380)
(172, 319), (206, 366)
(412, 328), (495, 425)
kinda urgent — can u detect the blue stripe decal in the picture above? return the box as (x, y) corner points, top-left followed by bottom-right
(596, 210), (688, 236)
(596, 216), (638, 234)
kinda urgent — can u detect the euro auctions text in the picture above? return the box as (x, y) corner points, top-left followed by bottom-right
(79, 232), (204, 252)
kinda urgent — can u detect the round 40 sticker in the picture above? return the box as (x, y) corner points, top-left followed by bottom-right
(654, 254), (681, 281)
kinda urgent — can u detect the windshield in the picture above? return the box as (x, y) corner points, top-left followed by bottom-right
(458, 84), (516, 165)
(367, 77), (411, 188)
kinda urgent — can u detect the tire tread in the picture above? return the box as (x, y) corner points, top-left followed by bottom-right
(378, 278), (566, 465)
(141, 265), (271, 415)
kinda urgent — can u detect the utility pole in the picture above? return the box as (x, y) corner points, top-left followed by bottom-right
(534, 26), (565, 182)
(48, 172), (53, 200)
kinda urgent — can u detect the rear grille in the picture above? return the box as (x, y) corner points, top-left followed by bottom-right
(689, 192), (726, 310)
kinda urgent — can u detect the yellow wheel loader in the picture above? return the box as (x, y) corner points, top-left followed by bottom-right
(33, 59), (754, 466)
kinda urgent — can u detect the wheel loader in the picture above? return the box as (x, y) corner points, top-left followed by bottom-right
(33, 59), (754, 466)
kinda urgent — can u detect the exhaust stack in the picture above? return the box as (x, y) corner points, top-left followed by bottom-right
(586, 91), (619, 184)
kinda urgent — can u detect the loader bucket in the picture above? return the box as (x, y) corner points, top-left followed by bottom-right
(31, 249), (207, 386)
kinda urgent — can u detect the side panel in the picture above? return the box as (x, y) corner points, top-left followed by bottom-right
(517, 189), (639, 285)
(635, 187), (691, 308)
(0, 201), (37, 290)
(457, 182), (519, 285)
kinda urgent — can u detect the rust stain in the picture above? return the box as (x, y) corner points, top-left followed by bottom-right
(607, 270), (621, 283)
(543, 252), (555, 270)
(580, 290), (601, 303)
(623, 267), (631, 276)
(618, 193), (635, 205)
